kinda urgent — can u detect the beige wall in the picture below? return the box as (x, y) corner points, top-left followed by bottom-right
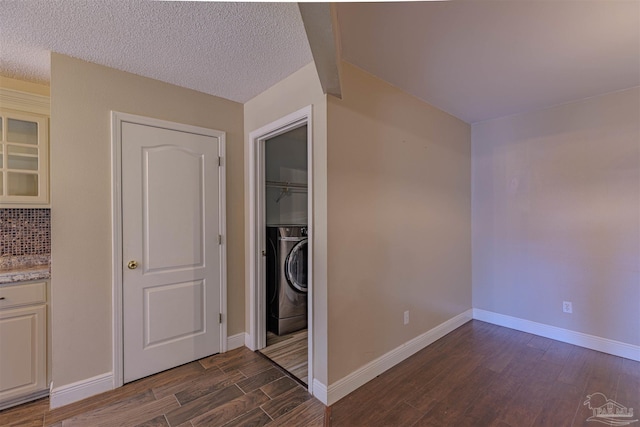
(472, 87), (640, 346)
(327, 63), (472, 383)
(244, 62), (329, 384)
(50, 54), (244, 387)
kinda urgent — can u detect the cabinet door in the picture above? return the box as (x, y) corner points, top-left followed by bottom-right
(0, 109), (49, 205)
(0, 304), (47, 402)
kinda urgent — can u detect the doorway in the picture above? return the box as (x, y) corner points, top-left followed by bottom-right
(248, 106), (313, 390)
(111, 112), (227, 387)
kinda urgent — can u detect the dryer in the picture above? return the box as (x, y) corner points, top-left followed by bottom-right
(266, 226), (308, 335)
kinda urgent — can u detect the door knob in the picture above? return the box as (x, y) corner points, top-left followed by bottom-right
(261, 250), (266, 257)
(127, 260), (139, 270)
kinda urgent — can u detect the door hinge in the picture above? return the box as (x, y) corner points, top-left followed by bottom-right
(219, 313), (223, 324)
(218, 234), (222, 245)
(218, 156), (222, 167)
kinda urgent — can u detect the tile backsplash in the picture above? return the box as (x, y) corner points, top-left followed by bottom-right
(0, 208), (51, 270)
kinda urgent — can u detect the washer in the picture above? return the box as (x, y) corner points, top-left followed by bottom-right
(266, 226), (308, 336)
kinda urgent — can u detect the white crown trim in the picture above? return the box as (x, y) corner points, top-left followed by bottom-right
(0, 88), (50, 115)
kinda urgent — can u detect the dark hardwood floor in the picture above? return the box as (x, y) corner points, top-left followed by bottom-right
(329, 320), (640, 426)
(2, 320), (638, 427)
(0, 347), (325, 427)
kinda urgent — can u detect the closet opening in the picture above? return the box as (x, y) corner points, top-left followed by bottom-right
(248, 106), (313, 391)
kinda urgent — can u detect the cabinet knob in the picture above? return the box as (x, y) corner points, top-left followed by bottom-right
(0, 297), (5, 300)
(127, 260), (139, 270)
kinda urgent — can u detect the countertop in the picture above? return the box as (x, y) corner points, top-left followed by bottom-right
(0, 266), (50, 285)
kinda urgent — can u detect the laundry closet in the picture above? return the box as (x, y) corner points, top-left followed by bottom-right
(259, 125), (309, 385)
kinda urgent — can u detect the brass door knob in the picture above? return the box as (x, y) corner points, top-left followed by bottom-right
(127, 260), (139, 270)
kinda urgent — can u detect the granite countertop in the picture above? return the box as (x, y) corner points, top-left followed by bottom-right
(0, 254), (51, 285)
(0, 265), (51, 285)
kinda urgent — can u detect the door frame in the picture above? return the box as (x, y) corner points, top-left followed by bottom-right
(247, 106), (314, 391)
(110, 111), (227, 388)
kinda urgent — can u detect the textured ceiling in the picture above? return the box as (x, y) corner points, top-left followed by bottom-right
(0, 1), (313, 103)
(2, 1), (638, 122)
(338, 1), (640, 123)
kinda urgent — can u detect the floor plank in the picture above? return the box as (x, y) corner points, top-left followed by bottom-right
(60, 390), (158, 427)
(261, 329), (308, 385)
(260, 376), (298, 399)
(236, 368), (284, 393)
(173, 370), (246, 405)
(261, 385), (312, 420)
(266, 398), (325, 427)
(189, 389), (270, 427)
(133, 415), (170, 427)
(165, 384), (244, 426)
(219, 407), (272, 427)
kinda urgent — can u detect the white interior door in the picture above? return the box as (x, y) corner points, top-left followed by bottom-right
(121, 120), (223, 383)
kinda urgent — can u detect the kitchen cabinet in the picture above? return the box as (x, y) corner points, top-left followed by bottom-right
(0, 280), (48, 408)
(0, 109), (49, 205)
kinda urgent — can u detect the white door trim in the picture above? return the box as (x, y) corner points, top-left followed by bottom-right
(247, 106), (314, 393)
(111, 111), (227, 388)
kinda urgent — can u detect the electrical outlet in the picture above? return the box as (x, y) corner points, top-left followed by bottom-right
(563, 301), (573, 314)
(404, 310), (410, 325)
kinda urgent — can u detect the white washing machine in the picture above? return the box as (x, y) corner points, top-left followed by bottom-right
(266, 226), (308, 335)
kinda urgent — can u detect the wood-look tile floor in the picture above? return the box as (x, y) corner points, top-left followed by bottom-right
(261, 330), (308, 385)
(329, 320), (640, 427)
(3, 320), (638, 427)
(0, 347), (325, 427)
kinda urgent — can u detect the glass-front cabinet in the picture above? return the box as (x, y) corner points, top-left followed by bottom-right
(0, 109), (49, 205)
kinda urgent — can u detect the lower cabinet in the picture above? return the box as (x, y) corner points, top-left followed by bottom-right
(0, 281), (48, 407)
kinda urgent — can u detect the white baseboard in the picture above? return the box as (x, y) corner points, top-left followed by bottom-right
(49, 309), (635, 410)
(312, 379), (328, 405)
(49, 334), (245, 410)
(473, 308), (640, 362)
(325, 309), (473, 406)
(49, 372), (114, 409)
(49, 334), (245, 409)
(0, 389), (49, 411)
(227, 332), (248, 351)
